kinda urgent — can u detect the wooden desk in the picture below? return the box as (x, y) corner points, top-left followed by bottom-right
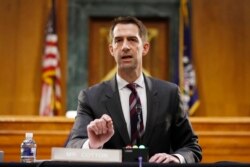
(0, 161), (250, 167)
(0, 116), (249, 163)
(0, 116), (73, 162)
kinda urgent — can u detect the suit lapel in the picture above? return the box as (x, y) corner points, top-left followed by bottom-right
(142, 76), (159, 146)
(103, 77), (130, 145)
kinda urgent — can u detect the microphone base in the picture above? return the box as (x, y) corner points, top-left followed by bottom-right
(122, 147), (148, 162)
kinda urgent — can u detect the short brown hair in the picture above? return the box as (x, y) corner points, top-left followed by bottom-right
(109, 16), (148, 42)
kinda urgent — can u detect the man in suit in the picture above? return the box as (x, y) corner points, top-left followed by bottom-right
(66, 16), (202, 163)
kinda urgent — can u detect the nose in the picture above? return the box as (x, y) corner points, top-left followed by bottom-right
(121, 40), (130, 51)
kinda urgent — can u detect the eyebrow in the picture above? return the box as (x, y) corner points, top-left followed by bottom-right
(114, 35), (139, 39)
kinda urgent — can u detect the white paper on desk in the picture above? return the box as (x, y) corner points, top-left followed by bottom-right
(51, 147), (122, 162)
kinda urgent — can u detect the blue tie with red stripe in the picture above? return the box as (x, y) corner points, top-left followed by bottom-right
(127, 83), (144, 145)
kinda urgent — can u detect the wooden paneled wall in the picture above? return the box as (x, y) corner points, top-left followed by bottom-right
(0, 0), (249, 116)
(0, 0), (67, 115)
(192, 0), (250, 116)
(191, 117), (250, 162)
(0, 116), (249, 163)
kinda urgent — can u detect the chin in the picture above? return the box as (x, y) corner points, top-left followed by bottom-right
(121, 66), (137, 72)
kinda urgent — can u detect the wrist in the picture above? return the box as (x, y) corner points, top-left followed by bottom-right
(89, 141), (103, 149)
(172, 154), (186, 164)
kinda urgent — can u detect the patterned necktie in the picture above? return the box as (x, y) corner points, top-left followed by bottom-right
(126, 83), (144, 145)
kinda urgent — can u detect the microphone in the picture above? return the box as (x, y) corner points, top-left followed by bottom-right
(136, 104), (142, 113)
(138, 156), (143, 167)
(135, 103), (143, 145)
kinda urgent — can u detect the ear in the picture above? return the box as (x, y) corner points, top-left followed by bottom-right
(142, 42), (150, 56)
(109, 44), (114, 56)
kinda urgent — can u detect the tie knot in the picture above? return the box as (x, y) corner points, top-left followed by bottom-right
(126, 83), (137, 93)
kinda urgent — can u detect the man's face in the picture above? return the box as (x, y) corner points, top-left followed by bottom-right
(109, 23), (149, 72)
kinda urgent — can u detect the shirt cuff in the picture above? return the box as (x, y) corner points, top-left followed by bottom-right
(82, 139), (103, 149)
(82, 139), (90, 149)
(173, 154), (186, 164)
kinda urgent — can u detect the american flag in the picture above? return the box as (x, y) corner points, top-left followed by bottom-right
(39, 2), (62, 116)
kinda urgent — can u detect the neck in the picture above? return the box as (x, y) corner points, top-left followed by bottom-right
(118, 68), (141, 83)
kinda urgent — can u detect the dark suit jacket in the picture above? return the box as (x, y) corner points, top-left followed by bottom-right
(66, 75), (202, 163)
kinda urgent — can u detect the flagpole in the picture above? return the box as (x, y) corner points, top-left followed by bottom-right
(179, 0), (185, 95)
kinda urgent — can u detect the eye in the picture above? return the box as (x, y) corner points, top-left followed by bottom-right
(128, 37), (138, 42)
(114, 38), (122, 43)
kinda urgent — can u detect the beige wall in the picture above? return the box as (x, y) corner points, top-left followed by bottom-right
(0, 0), (249, 116)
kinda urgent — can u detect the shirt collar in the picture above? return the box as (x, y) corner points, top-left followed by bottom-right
(116, 73), (145, 90)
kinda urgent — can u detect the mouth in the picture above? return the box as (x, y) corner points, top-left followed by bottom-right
(121, 55), (133, 60)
